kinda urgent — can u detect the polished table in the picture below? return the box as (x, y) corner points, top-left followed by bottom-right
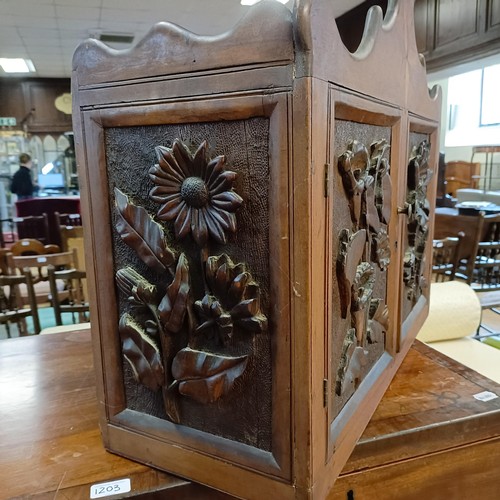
(1, 330), (500, 499)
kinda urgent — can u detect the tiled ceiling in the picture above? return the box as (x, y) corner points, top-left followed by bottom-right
(0, 0), (362, 79)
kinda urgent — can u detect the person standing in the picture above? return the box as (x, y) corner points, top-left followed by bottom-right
(11, 153), (35, 200)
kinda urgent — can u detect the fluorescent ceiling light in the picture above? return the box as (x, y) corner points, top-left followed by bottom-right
(0, 58), (35, 73)
(241, 0), (289, 5)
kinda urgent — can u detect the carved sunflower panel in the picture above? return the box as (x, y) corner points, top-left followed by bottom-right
(104, 118), (274, 452)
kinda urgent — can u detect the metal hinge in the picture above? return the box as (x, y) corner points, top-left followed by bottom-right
(324, 163), (330, 198)
(323, 378), (328, 407)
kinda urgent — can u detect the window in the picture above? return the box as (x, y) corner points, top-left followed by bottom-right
(445, 63), (500, 147)
(480, 64), (500, 127)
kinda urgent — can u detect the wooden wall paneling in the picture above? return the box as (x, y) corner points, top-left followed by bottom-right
(0, 80), (26, 127)
(488, 0), (500, 28)
(21, 79), (72, 133)
(413, 0), (434, 54)
(435, 0), (480, 48)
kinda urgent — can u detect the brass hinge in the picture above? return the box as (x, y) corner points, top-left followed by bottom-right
(324, 163), (330, 198)
(323, 378), (328, 408)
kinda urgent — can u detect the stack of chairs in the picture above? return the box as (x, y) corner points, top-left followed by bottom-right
(0, 235), (89, 336)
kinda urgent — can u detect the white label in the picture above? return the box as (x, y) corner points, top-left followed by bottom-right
(37, 256), (47, 263)
(473, 391), (498, 402)
(90, 478), (131, 499)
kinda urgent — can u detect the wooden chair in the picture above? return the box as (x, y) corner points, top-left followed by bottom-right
(434, 212), (480, 277)
(59, 224), (85, 270)
(10, 238), (61, 256)
(48, 267), (89, 326)
(432, 232), (464, 282)
(0, 269), (40, 336)
(7, 249), (79, 306)
(462, 213), (500, 291)
(444, 161), (481, 197)
(55, 212), (82, 251)
(0, 218), (16, 248)
(55, 212), (82, 227)
(13, 214), (50, 245)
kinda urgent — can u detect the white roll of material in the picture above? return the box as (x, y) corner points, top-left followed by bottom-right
(417, 281), (481, 343)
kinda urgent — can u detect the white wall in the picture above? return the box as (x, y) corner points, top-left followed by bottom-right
(428, 54), (500, 190)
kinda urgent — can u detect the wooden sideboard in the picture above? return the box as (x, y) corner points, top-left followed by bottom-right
(1, 329), (499, 499)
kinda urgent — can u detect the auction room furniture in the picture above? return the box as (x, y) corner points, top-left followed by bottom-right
(444, 160), (480, 197)
(13, 214), (50, 244)
(0, 218), (16, 248)
(1, 329), (499, 499)
(48, 266), (89, 325)
(0, 270), (40, 336)
(15, 196), (80, 248)
(431, 233), (464, 281)
(10, 238), (61, 256)
(471, 145), (500, 191)
(72, 1), (440, 497)
(8, 249), (78, 306)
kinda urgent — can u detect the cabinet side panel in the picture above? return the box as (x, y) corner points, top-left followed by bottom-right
(105, 118), (273, 451)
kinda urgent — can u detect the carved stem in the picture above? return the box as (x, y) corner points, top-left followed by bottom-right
(200, 245), (210, 295)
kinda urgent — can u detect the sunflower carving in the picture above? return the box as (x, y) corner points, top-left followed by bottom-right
(114, 139), (268, 424)
(149, 140), (243, 247)
(195, 254), (268, 345)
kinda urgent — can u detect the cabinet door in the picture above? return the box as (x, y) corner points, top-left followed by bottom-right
(400, 121), (439, 343)
(327, 88), (404, 458)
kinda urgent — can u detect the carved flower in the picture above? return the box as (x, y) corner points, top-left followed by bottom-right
(195, 254), (267, 345)
(149, 140), (243, 247)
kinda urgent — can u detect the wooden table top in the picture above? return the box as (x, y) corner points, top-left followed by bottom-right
(1, 329), (500, 499)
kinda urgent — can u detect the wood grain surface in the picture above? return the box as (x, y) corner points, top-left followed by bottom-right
(2, 331), (499, 499)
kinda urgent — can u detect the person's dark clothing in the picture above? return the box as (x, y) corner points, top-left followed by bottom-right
(11, 166), (34, 200)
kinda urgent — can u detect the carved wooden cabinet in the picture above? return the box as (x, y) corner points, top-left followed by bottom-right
(72, 1), (440, 498)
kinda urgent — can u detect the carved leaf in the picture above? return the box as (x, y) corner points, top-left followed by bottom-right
(337, 229), (367, 318)
(115, 187), (176, 275)
(119, 313), (164, 391)
(171, 347), (248, 404)
(158, 253), (190, 333)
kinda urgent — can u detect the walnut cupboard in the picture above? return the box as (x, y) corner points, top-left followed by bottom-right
(72, 1), (440, 498)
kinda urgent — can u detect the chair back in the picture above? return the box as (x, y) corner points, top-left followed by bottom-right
(434, 212), (478, 264)
(10, 238), (61, 256)
(13, 214), (50, 244)
(445, 161), (481, 197)
(8, 249), (79, 284)
(0, 270), (40, 336)
(0, 218), (16, 248)
(55, 212), (82, 227)
(48, 267), (89, 326)
(464, 212), (500, 290)
(432, 232), (464, 282)
(7, 248), (79, 308)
